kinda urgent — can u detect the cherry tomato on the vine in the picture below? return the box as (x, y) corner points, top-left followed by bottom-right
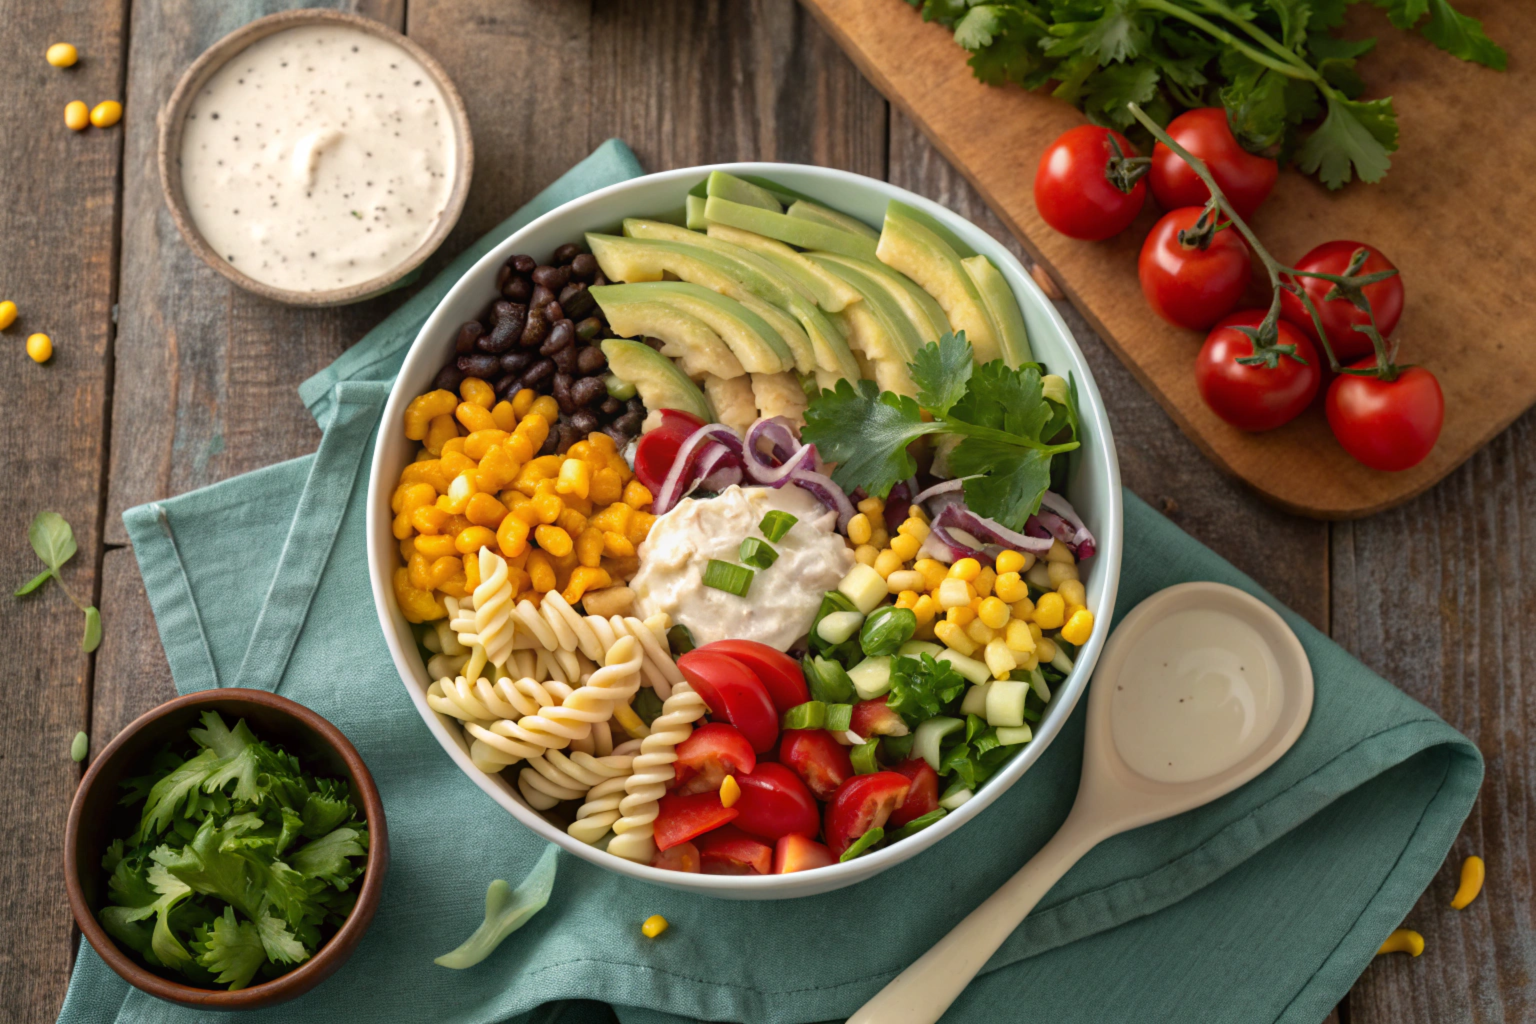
(1034, 125), (1147, 241)
(1326, 362), (1444, 472)
(1280, 241), (1404, 363)
(1138, 208), (1252, 330)
(1195, 310), (1321, 432)
(1150, 108), (1278, 220)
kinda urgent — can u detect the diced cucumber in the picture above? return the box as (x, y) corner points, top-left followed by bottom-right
(781, 701), (827, 730)
(837, 564), (888, 614)
(936, 649), (990, 686)
(939, 788), (973, 811)
(985, 680), (1029, 728)
(847, 656), (893, 700)
(959, 682), (991, 718)
(898, 640), (943, 660)
(913, 716), (964, 771)
(816, 611), (864, 646)
(1050, 646), (1076, 676)
(1025, 666), (1052, 703)
(996, 724), (1034, 746)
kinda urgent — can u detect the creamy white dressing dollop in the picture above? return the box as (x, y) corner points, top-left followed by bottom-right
(631, 485), (855, 651)
(180, 24), (456, 292)
(1109, 607), (1283, 784)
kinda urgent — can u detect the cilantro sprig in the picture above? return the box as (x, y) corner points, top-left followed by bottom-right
(909, 0), (1505, 190)
(801, 332), (1079, 531)
(14, 511), (101, 653)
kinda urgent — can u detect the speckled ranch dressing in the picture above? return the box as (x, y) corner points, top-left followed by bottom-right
(180, 24), (455, 292)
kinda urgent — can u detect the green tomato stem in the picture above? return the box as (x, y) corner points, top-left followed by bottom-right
(1138, 0), (1317, 82)
(1185, 0), (1316, 75)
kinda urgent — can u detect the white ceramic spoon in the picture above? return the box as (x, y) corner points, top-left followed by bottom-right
(848, 581), (1314, 1024)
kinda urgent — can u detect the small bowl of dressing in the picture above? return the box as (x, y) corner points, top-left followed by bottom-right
(158, 9), (473, 306)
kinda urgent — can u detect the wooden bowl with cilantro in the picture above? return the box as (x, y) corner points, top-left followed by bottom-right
(65, 689), (388, 1010)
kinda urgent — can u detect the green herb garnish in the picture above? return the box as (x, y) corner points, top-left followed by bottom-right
(887, 808), (947, 842)
(850, 738), (882, 775)
(859, 606), (918, 657)
(885, 654), (968, 725)
(666, 624), (697, 655)
(739, 537), (779, 570)
(781, 700), (828, 730)
(758, 510), (798, 542)
(702, 559), (754, 597)
(804, 656), (856, 704)
(14, 511), (101, 652)
(839, 825), (885, 862)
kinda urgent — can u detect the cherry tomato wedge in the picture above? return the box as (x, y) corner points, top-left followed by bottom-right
(1138, 207), (1251, 331)
(779, 728), (855, 800)
(1195, 310), (1321, 432)
(1279, 241), (1404, 363)
(632, 409), (706, 494)
(671, 722), (757, 795)
(676, 649), (779, 753)
(1149, 108), (1278, 220)
(1034, 125), (1147, 241)
(850, 696), (909, 738)
(773, 834), (836, 875)
(651, 841), (701, 873)
(702, 640), (809, 712)
(824, 771), (911, 857)
(887, 758), (940, 828)
(1326, 362), (1444, 472)
(654, 790), (738, 852)
(698, 825), (774, 875)
(732, 762), (820, 841)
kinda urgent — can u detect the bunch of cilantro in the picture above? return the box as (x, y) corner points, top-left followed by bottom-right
(802, 331), (1078, 532)
(907, 0), (1505, 188)
(99, 712), (369, 990)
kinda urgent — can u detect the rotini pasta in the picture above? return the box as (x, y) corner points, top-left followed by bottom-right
(607, 680), (709, 863)
(508, 592), (683, 698)
(427, 670), (565, 724)
(471, 548), (517, 669)
(420, 618), (470, 681)
(519, 738), (642, 811)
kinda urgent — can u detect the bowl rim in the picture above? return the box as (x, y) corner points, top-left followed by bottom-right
(156, 8), (474, 307)
(64, 688), (390, 1009)
(366, 161), (1123, 895)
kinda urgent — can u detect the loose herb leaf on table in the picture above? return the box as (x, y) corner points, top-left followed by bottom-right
(13, 511), (101, 652)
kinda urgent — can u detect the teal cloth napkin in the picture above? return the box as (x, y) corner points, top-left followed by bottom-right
(59, 140), (1482, 1024)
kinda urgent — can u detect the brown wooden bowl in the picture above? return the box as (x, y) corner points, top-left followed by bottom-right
(65, 689), (389, 1010)
(156, 8), (473, 306)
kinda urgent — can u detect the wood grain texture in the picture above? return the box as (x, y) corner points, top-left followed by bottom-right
(1332, 406), (1536, 1024)
(0, 0), (124, 1016)
(90, 549), (176, 757)
(799, 0), (1536, 519)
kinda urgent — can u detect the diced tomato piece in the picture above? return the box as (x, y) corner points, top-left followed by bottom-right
(671, 722), (757, 795)
(888, 758), (940, 828)
(850, 696), (909, 738)
(773, 833), (836, 874)
(703, 640), (810, 712)
(732, 762), (820, 841)
(654, 790), (738, 851)
(676, 649), (779, 753)
(632, 410), (706, 494)
(779, 729), (854, 800)
(824, 772), (911, 857)
(651, 841), (701, 873)
(698, 825), (773, 875)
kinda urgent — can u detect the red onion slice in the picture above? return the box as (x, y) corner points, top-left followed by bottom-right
(1038, 490), (1096, 560)
(697, 465), (743, 492)
(743, 442), (818, 486)
(745, 417), (800, 467)
(912, 478), (968, 506)
(934, 503), (1054, 557)
(787, 468), (855, 530)
(654, 424), (744, 514)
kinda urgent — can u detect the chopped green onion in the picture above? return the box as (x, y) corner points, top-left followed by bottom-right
(838, 825), (884, 862)
(739, 537), (779, 570)
(781, 700), (827, 730)
(881, 733), (914, 763)
(759, 510), (798, 542)
(804, 656), (855, 704)
(667, 624), (697, 655)
(887, 808), (946, 842)
(850, 738), (881, 775)
(702, 559), (754, 597)
(825, 702), (853, 732)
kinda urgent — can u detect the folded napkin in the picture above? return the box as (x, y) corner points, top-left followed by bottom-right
(59, 140), (1482, 1024)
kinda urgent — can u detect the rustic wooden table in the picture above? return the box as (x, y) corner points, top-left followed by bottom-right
(2, 2), (1528, 1022)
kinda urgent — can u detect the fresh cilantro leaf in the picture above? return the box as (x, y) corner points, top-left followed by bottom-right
(1372, 0), (1428, 30)
(1297, 94), (1398, 188)
(1045, 0), (1153, 64)
(300, 786), (353, 839)
(909, 332), (974, 415)
(886, 655), (967, 724)
(1419, 0), (1506, 69)
(28, 511), (76, 571)
(951, 360), (1054, 442)
(194, 907), (266, 989)
(138, 749), (223, 839)
(291, 827), (368, 887)
(1264, 0), (1313, 48)
(255, 910), (311, 964)
(950, 440), (1056, 529)
(916, 0), (968, 25)
(1307, 0), (1351, 29)
(801, 379), (943, 498)
(954, 5), (1007, 49)
(1082, 60), (1162, 127)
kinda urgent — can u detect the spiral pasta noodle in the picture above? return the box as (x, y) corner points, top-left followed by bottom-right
(471, 548), (517, 669)
(509, 593), (682, 698)
(427, 671), (565, 724)
(519, 738), (643, 811)
(421, 617), (470, 681)
(606, 681), (708, 863)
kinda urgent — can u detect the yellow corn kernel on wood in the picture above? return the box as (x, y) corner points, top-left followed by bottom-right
(64, 100), (90, 130)
(1450, 855), (1485, 910)
(1376, 929), (1424, 957)
(47, 43), (78, 67)
(0, 301), (16, 330)
(89, 100), (122, 128)
(26, 333), (53, 363)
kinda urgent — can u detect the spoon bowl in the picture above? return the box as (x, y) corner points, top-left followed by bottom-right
(849, 582), (1314, 1024)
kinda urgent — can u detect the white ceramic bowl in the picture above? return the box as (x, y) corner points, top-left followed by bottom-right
(367, 163), (1123, 898)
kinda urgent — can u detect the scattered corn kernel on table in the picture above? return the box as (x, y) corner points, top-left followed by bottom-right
(1, 2), (1529, 1022)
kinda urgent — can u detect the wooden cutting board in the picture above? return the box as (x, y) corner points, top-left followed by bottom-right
(801, 0), (1535, 518)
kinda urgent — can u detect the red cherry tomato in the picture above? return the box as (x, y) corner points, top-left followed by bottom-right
(671, 722), (757, 795)
(773, 833), (836, 874)
(732, 763), (820, 841)
(1280, 241), (1404, 363)
(824, 771), (911, 857)
(849, 696), (909, 738)
(1149, 108), (1278, 220)
(887, 758), (940, 828)
(779, 729), (855, 800)
(702, 640), (809, 712)
(650, 841), (701, 873)
(1195, 310), (1322, 432)
(631, 409), (706, 494)
(1138, 208), (1251, 330)
(1034, 125), (1147, 241)
(677, 649), (779, 753)
(654, 790), (738, 851)
(697, 825), (774, 875)
(1326, 362), (1444, 471)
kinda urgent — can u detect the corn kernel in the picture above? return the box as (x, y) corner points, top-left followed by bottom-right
(392, 481), (436, 516)
(912, 594), (939, 626)
(531, 492), (563, 524)
(907, 504), (929, 524)
(846, 513), (873, 546)
(612, 700), (649, 740)
(1011, 597), (1036, 621)
(896, 517), (931, 542)
(557, 508), (588, 537)
(411, 505), (450, 537)
(414, 533), (457, 558)
(0, 301), (16, 331)
(948, 558), (981, 582)
(497, 515), (530, 558)
(976, 596), (1010, 630)
(511, 388), (537, 419)
(937, 577), (974, 610)
(397, 536), (415, 562)
(562, 566), (611, 604)
(463, 429), (509, 461)
(974, 566), (996, 598)
(557, 458), (591, 499)
(623, 480), (653, 509)
(641, 915), (669, 939)
(868, 527), (890, 550)
(528, 395), (559, 423)
(854, 544), (879, 567)
(873, 549), (904, 578)
(857, 496), (885, 517)
(1036, 637), (1058, 663)
(26, 333), (52, 363)
(894, 590), (920, 610)
(1026, 560), (1053, 590)
(1058, 579), (1087, 608)
(437, 472), (477, 514)
(1034, 592), (1066, 630)
(527, 550), (556, 592)
(591, 502), (632, 535)
(424, 414), (458, 457)
(625, 510), (656, 545)
(392, 567), (446, 623)
(1028, 621), (1044, 641)
(913, 559), (948, 592)
(459, 377), (495, 409)
(934, 621), (978, 657)
(946, 604), (977, 627)
(64, 100), (89, 131)
(590, 466), (623, 506)
(535, 525), (574, 558)
(965, 619), (997, 645)
(985, 638), (1017, 679)
(405, 390), (459, 440)
(456, 401), (496, 433)
(889, 533), (921, 562)
(490, 400), (518, 431)
(1005, 619), (1036, 654)
(47, 43), (78, 67)
(887, 570), (925, 595)
(465, 492), (509, 529)
(1046, 540), (1075, 564)
(993, 571), (1028, 604)
(1061, 608), (1095, 646)
(89, 100), (122, 128)
(719, 775), (741, 809)
(602, 531), (635, 558)
(474, 445), (522, 492)
(575, 527), (604, 567)
(995, 550), (1027, 575)
(454, 526), (497, 555)
(463, 552), (482, 590)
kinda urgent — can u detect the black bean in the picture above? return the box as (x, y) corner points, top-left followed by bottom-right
(457, 352), (500, 378)
(495, 264), (512, 292)
(520, 357), (555, 388)
(533, 264), (571, 290)
(501, 274), (532, 302)
(575, 316), (603, 342)
(481, 301), (527, 354)
(511, 254), (536, 274)
(493, 373), (522, 398)
(575, 345), (607, 375)
(555, 423), (581, 454)
(569, 253), (599, 281)
(519, 306), (550, 348)
(552, 242), (582, 266)
(537, 426), (560, 456)
(626, 396), (645, 415)
(571, 376), (606, 407)
(456, 320), (484, 354)
(570, 409), (600, 433)
(552, 372), (576, 413)
(530, 283), (555, 310)
(543, 301), (564, 323)
(560, 281), (596, 320)
(614, 409), (643, 435)
(600, 396), (622, 416)
(592, 270), (608, 288)
(433, 364), (466, 392)
(499, 350), (534, 374)
(552, 344), (578, 374)
(539, 318), (575, 355)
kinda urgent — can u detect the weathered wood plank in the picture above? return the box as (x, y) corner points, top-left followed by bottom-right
(0, 0), (125, 1018)
(91, 549), (177, 756)
(1334, 407), (1536, 1024)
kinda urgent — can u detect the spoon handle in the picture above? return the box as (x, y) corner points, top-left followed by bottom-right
(846, 817), (1104, 1024)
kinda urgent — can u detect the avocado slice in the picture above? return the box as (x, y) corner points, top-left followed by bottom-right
(807, 256), (923, 366)
(594, 281), (792, 374)
(601, 339), (715, 426)
(833, 304), (917, 397)
(962, 255), (1034, 366)
(786, 199), (879, 241)
(796, 298), (862, 383)
(623, 219), (813, 307)
(703, 196), (879, 261)
(704, 223), (862, 311)
(811, 252), (950, 346)
(885, 199), (977, 258)
(876, 203), (1002, 362)
(706, 171), (783, 213)
(591, 286), (745, 381)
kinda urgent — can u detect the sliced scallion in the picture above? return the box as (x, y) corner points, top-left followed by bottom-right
(759, 510), (798, 542)
(850, 738), (881, 775)
(887, 808), (946, 842)
(839, 825), (884, 862)
(739, 537), (779, 570)
(824, 702), (853, 733)
(702, 559), (754, 597)
(781, 700), (827, 730)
